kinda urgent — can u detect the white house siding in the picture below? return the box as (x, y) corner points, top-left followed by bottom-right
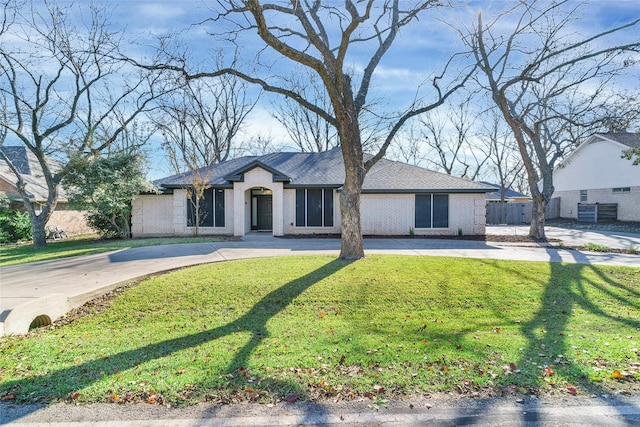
(553, 137), (640, 221)
(554, 187), (640, 221)
(554, 140), (640, 192)
(131, 194), (174, 237)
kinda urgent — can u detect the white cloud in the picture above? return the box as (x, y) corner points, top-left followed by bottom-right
(137, 3), (187, 21)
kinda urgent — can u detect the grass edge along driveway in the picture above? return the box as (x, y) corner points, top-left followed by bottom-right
(0, 236), (228, 267)
(1, 255), (639, 406)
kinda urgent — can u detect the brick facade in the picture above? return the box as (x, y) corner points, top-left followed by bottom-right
(47, 207), (94, 236)
(133, 172), (488, 238)
(554, 186), (640, 221)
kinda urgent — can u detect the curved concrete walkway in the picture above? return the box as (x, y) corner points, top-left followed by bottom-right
(1, 227), (639, 335)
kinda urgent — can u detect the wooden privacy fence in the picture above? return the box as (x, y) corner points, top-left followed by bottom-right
(486, 198), (560, 225)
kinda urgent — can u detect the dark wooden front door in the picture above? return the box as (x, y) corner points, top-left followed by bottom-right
(256, 195), (272, 230)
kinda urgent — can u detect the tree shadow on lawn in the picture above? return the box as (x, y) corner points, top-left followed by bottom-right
(1, 258), (351, 423)
(453, 253), (640, 425)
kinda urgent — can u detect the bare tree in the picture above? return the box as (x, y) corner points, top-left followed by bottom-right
(154, 75), (258, 172)
(475, 108), (525, 223)
(419, 102), (482, 177)
(271, 69), (338, 152)
(391, 125), (426, 166)
(138, 1), (472, 259)
(478, 109), (524, 202)
(0, 1), (163, 248)
(236, 134), (283, 157)
(460, 0), (640, 238)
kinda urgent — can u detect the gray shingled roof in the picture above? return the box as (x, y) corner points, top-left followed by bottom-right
(480, 182), (530, 200)
(155, 148), (492, 193)
(0, 146), (65, 202)
(598, 132), (640, 148)
(0, 146), (31, 175)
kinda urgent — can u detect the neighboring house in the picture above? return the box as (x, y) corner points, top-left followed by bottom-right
(132, 148), (493, 238)
(553, 132), (640, 221)
(0, 146), (93, 236)
(480, 182), (531, 203)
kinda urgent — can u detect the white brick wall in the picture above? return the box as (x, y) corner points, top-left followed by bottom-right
(131, 194), (173, 237)
(450, 193), (486, 236)
(283, 191), (486, 236)
(555, 186), (640, 221)
(361, 194), (413, 235)
(132, 185), (488, 237)
(132, 189), (235, 237)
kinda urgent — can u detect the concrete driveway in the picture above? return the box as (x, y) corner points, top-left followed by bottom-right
(1, 228), (639, 335)
(488, 225), (640, 250)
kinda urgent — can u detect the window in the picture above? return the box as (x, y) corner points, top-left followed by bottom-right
(415, 194), (449, 228)
(295, 188), (334, 227)
(580, 190), (588, 202)
(612, 187), (631, 193)
(187, 188), (225, 227)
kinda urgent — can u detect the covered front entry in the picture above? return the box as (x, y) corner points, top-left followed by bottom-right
(251, 188), (273, 231)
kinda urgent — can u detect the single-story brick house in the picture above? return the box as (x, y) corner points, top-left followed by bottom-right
(0, 146), (93, 236)
(132, 148), (493, 237)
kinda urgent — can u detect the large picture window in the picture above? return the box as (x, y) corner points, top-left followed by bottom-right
(295, 188), (334, 227)
(415, 194), (449, 228)
(187, 188), (225, 228)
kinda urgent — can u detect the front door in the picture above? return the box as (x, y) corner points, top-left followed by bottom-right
(256, 195), (272, 230)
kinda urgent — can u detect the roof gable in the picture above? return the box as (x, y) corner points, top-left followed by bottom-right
(557, 132), (640, 169)
(224, 160), (291, 183)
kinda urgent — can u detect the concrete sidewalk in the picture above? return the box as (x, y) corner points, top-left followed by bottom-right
(1, 228), (639, 335)
(3, 393), (640, 426)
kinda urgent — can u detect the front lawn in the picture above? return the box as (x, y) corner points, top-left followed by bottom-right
(0, 236), (229, 267)
(1, 255), (639, 406)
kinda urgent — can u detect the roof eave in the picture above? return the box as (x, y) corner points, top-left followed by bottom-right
(361, 188), (494, 194)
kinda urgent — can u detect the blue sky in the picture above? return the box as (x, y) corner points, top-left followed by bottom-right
(5, 1), (640, 180)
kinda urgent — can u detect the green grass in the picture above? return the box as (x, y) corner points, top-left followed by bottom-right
(0, 235), (228, 267)
(1, 255), (639, 406)
(583, 243), (611, 252)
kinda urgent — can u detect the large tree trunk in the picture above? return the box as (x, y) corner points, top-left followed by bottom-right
(339, 177), (364, 260)
(338, 112), (366, 260)
(23, 186), (56, 249)
(530, 194), (546, 239)
(29, 212), (48, 249)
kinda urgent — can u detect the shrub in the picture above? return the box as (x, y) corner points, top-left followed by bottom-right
(0, 210), (32, 243)
(84, 211), (125, 239)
